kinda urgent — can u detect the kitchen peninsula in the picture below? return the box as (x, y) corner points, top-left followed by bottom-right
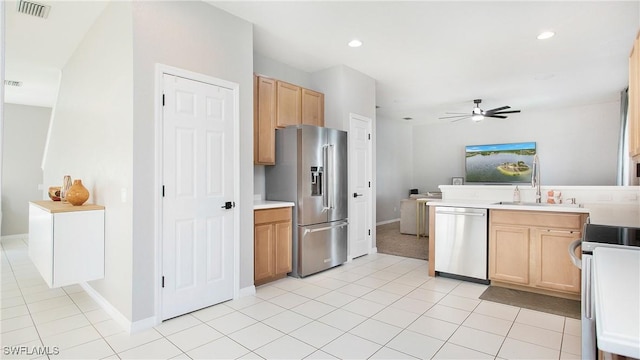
(426, 184), (640, 299)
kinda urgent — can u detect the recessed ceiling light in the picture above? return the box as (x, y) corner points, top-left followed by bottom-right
(348, 39), (363, 48)
(537, 31), (555, 40)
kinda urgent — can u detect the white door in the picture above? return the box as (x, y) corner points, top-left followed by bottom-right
(161, 74), (235, 320)
(349, 114), (373, 259)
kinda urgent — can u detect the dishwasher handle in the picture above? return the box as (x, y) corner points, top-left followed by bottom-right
(435, 210), (486, 217)
(568, 238), (582, 269)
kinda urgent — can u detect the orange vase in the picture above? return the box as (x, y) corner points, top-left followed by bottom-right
(66, 179), (90, 206)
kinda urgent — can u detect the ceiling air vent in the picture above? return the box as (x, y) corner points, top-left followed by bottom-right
(17, 0), (51, 19)
(4, 80), (23, 87)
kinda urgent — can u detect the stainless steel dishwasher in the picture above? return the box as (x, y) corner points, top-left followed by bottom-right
(434, 206), (489, 284)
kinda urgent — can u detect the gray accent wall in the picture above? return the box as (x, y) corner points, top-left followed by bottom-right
(2, 104), (51, 236)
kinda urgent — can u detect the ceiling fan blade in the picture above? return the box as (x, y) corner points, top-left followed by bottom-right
(487, 110), (521, 115)
(485, 114), (508, 119)
(451, 117), (470, 122)
(439, 114), (471, 119)
(484, 106), (510, 113)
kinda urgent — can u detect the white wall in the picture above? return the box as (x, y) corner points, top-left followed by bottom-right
(254, 53), (312, 88)
(414, 101), (621, 189)
(1, 104), (51, 235)
(375, 101), (622, 223)
(375, 118), (414, 223)
(42, 2), (135, 319)
(310, 65), (377, 246)
(310, 65), (376, 131)
(131, 1), (254, 322)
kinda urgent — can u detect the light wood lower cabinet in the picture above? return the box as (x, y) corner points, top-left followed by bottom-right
(254, 207), (292, 286)
(532, 228), (582, 294)
(490, 225), (530, 285)
(489, 210), (586, 298)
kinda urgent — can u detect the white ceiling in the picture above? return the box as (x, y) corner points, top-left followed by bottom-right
(4, 0), (107, 107)
(4, 1), (639, 124)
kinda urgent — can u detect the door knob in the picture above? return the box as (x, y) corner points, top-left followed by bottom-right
(221, 201), (235, 209)
(353, 193), (363, 198)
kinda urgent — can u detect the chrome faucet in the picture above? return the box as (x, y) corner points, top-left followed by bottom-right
(532, 154), (541, 203)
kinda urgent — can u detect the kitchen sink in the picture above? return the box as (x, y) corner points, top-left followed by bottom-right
(495, 201), (582, 208)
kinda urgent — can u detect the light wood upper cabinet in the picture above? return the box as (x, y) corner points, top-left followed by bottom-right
(254, 75), (325, 164)
(302, 88), (324, 127)
(629, 30), (640, 159)
(489, 210), (586, 297)
(276, 81), (302, 128)
(254, 207), (292, 286)
(254, 75), (277, 165)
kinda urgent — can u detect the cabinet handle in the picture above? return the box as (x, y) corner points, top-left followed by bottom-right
(545, 229), (576, 234)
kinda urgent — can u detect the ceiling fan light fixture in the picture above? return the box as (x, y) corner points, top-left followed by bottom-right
(471, 114), (484, 122)
(537, 31), (555, 40)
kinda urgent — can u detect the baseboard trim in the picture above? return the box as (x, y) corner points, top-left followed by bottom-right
(80, 282), (156, 333)
(376, 219), (399, 226)
(0, 233), (28, 242)
(238, 285), (256, 297)
(370, 247), (378, 254)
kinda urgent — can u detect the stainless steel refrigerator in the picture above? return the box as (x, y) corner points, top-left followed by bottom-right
(265, 125), (348, 278)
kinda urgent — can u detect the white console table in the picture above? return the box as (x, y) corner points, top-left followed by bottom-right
(28, 201), (105, 288)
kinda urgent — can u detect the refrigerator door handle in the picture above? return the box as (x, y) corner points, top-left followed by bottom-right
(327, 144), (335, 210)
(303, 221), (349, 235)
(322, 145), (330, 211)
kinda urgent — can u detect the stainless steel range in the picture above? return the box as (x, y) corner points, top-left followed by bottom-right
(569, 223), (640, 359)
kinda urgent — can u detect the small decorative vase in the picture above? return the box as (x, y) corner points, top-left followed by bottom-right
(48, 186), (61, 201)
(66, 179), (90, 206)
(61, 175), (72, 202)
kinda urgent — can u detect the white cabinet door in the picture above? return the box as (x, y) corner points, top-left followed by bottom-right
(53, 210), (105, 287)
(28, 203), (105, 288)
(28, 204), (54, 287)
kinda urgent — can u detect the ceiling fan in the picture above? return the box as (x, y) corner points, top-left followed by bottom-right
(439, 99), (521, 122)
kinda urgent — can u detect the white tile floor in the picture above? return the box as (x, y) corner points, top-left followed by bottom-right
(1, 236), (582, 359)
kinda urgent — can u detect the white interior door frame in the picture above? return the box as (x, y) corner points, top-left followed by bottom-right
(348, 113), (373, 260)
(153, 64), (240, 325)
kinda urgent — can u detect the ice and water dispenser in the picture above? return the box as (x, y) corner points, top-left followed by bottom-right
(310, 166), (323, 196)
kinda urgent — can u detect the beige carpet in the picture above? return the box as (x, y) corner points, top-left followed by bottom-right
(480, 286), (581, 319)
(376, 221), (428, 260)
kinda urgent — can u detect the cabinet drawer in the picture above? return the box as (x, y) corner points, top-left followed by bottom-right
(491, 210), (583, 230)
(255, 207), (291, 224)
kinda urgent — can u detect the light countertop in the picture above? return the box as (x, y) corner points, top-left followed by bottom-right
(253, 200), (295, 210)
(30, 200), (105, 213)
(425, 200), (589, 214)
(593, 247), (640, 358)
